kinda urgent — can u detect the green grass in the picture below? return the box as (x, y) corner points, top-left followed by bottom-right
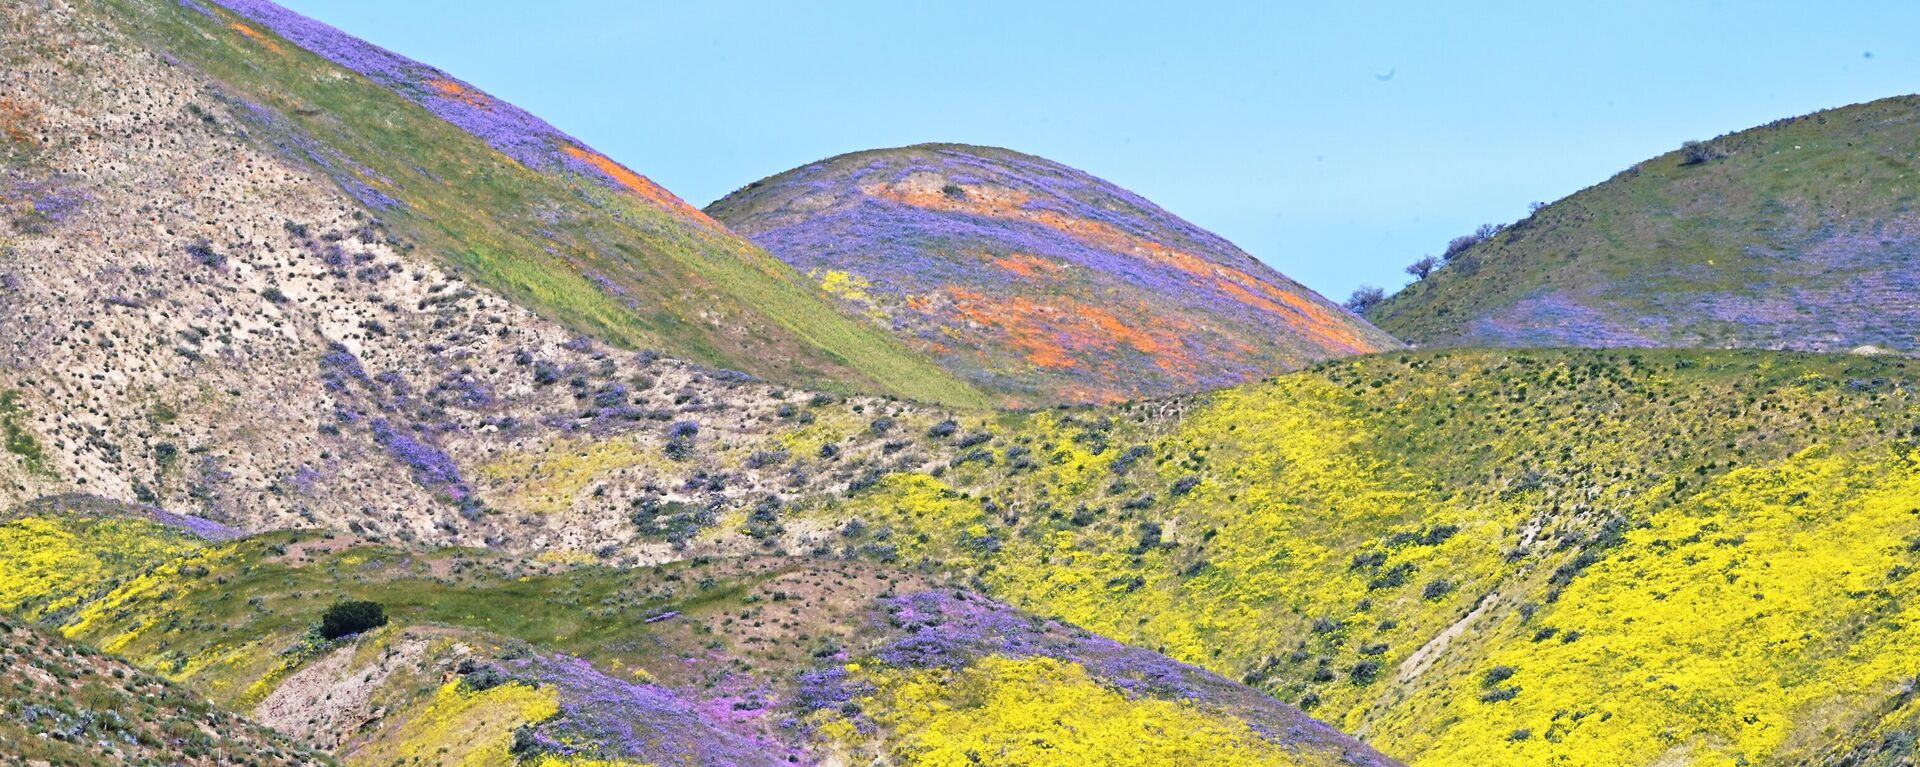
(1371, 94), (1920, 351)
(97, 0), (988, 408)
(0, 390), (52, 476)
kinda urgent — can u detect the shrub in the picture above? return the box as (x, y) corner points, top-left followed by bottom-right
(1349, 660), (1381, 685)
(1170, 475), (1201, 496)
(318, 600), (387, 640)
(185, 240), (225, 269)
(1481, 686), (1520, 703)
(1679, 139), (1724, 165)
(1405, 255), (1439, 280)
(1345, 285), (1386, 313)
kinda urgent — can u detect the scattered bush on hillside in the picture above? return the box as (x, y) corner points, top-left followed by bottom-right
(1405, 255), (1439, 280)
(457, 659), (510, 691)
(1442, 223), (1505, 262)
(1345, 285), (1386, 313)
(185, 240), (224, 269)
(318, 600), (387, 640)
(1679, 139), (1725, 165)
(1170, 475), (1201, 496)
(1481, 685), (1520, 703)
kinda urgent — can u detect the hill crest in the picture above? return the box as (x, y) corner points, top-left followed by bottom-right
(710, 143), (1400, 405)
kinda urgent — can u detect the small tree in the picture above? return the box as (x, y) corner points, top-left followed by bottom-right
(1345, 285), (1386, 313)
(1442, 235), (1480, 262)
(1405, 255), (1439, 280)
(319, 600), (387, 640)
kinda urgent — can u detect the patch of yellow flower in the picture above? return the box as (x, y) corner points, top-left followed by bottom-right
(353, 680), (559, 767)
(0, 515), (206, 619)
(828, 655), (1315, 766)
(1363, 445), (1920, 766)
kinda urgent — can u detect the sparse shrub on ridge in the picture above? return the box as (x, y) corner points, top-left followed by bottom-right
(1345, 285), (1386, 313)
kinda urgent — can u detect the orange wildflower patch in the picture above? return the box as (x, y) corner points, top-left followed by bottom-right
(561, 144), (718, 228)
(867, 181), (1389, 355)
(989, 253), (1064, 279)
(227, 22), (284, 54)
(426, 77), (491, 109)
(940, 287), (1184, 373)
(0, 99), (38, 147)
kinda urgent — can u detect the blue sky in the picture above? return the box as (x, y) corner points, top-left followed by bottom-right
(277, 0), (1920, 301)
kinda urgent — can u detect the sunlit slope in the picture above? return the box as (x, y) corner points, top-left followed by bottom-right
(710, 144), (1399, 405)
(797, 348), (1920, 766)
(1371, 95), (1920, 353)
(0, 499), (1401, 767)
(106, 0), (985, 406)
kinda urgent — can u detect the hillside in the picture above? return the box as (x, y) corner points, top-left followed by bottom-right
(3, 0), (985, 406)
(8, 346), (1914, 767)
(708, 144), (1400, 405)
(0, 498), (1400, 767)
(1, 617), (334, 767)
(1369, 95), (1920, 352)
(10, 0), (1920, 765)
(0, 0), (991, 538)
(788, 347), (1920, 766)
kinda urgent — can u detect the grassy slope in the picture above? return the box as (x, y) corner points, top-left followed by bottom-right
(101, 0), (986, 408)
(0, 500), (1397, 767)
(800, 347), (1920, 766)
(1370, 95), (1920, 351)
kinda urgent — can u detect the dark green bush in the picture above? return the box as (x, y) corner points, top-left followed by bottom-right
(318, 600), (387, 640)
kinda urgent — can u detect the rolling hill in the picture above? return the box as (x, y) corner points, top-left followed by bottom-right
(8, 0), (986, 406)
(1368, 95), (1920, 353)
(709, 144), (1400, 405)
(8, 0), (1920, 765)
(0, 497), (1400, 767)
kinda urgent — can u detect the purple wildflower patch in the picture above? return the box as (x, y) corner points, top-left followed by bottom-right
(503, 653), (789, 767)
(369, 418), (468, 501)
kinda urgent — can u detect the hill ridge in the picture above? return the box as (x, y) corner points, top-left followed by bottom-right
(710, 142), (1400, 405)
(1370, 94), (1920, 353)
